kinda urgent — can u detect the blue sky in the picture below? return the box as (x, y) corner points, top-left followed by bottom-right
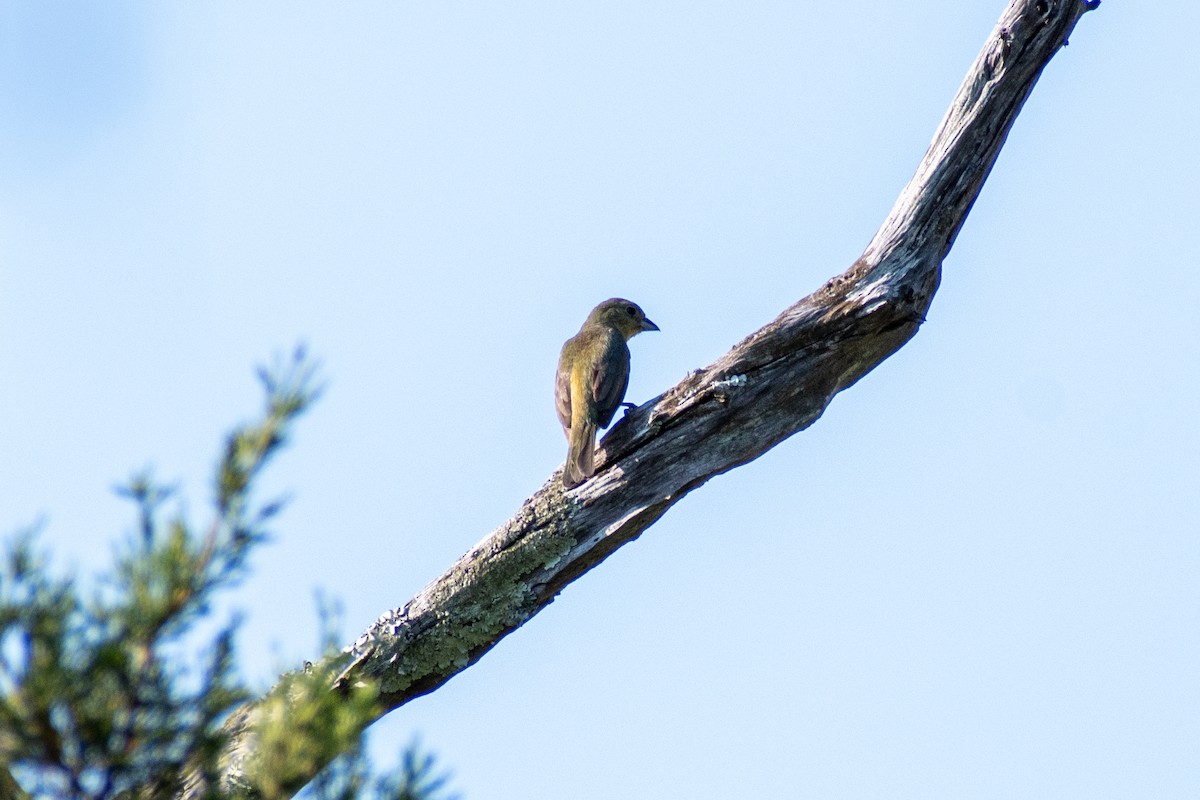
(1, 1), (1197, 797)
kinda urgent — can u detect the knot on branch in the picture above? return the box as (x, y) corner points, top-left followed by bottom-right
(984, 28), (1013, 79)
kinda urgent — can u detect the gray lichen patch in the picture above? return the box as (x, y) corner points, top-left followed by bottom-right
(366, 489), (580, 697)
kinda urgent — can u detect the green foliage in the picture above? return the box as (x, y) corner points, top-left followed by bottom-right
(0, 350), (456, 800)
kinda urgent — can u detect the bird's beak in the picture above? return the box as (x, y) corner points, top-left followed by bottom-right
(642, 317), (660, 332)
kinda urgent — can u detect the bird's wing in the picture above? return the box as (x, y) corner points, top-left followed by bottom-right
(555, 347), (573, 435)
(591, 332), (631, 429)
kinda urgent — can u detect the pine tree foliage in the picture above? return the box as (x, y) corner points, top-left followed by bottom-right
(0, 350), (456, 800)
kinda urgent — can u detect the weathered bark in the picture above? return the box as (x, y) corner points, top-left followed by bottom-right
(182, 0), (1100, 795)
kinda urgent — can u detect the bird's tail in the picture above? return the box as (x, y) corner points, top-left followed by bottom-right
(564, 419), (597, 488)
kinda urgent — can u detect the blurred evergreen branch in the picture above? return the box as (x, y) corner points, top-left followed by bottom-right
(0, 349), (455, 800)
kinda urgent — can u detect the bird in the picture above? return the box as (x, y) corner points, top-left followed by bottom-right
(555, 298), (659, 488)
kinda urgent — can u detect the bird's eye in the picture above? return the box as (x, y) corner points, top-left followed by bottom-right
(626, 305), (637, 316)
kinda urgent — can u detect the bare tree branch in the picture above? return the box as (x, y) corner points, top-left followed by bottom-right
(184, 0), (1100, 795)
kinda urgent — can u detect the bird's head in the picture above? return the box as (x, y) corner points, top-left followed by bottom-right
(588, 298), (660, 339)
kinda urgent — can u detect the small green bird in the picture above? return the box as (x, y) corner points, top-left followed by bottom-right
(555, 298), (659, 488)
